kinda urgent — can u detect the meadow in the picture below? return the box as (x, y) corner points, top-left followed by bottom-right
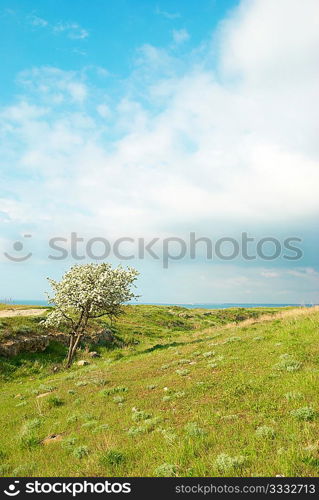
(0, 304), (318, 477)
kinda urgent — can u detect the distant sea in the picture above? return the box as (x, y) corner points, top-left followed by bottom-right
(3, 300), (317, 309)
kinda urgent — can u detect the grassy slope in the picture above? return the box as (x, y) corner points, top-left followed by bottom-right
(0, 306), (318, 477)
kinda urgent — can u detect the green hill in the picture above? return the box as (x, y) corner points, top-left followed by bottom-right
(0, 305), (318, 477)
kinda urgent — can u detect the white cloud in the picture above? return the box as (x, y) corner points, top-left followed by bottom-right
(261, 271), (280, 279)
(17, 67), (88, 103)
(155, 6), (181, 20)
(53, 21), (89, 39)
(96, 104), (111, 118)
(28, 15), (48, 27)
(172, 28), (190, 44)
(25, 15), (89, 40)
(1, 0), (318, 244)
(220, 0), (319, 86)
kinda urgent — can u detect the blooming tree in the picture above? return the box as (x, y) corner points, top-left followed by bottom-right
(44, 263), (139, 367)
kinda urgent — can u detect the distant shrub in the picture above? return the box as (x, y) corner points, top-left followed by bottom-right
(131, 408), (151, 422)
(12, 325), (33, 335)
(224, 337), (242, 344)
(202, 351), (215, 358)
(22, 418), (42, 433)
(154, 463), (177, 476)
(47, 396), (64, 408)
(99, 450), (125, 467)
(215, 453), (246, 472)
(290, 407), (316, 421)
(81, 421), (97, 429)
(128, 417), (160, 436)
(208, 362), (218, 369)
(113, 395), (125, 404)
(255, 426), (276, 439)
(19, 434), (40, 450)
(176, 359), (191, 365)
(92, 378), (108, 387)
(62, 437), (78, 451)
(66, 415), (78, 424)
(38, 384), (56, 392)
(100, 386), (128, 397)
(93, 424), (110, 434)
(184, 422), (206, 438)
(175, 369), (190, 376)
(73, 445), (90, 459)
(146, 384), (157, 390)
(274, 354), (302, 372)
(285, 391), (303, 401)
(127, 426), (145, 436)
(159, 428), (177, 443)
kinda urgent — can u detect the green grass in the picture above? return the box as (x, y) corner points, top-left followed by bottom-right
(0, 305), (318, 477)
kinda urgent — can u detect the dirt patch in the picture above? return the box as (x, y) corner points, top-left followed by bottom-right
(42, 434), (63, 445)
(0, 308), (47, 318)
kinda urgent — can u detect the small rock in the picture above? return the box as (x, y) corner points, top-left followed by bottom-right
(77, 360), (90, 366)
(88, 351), (100, 358)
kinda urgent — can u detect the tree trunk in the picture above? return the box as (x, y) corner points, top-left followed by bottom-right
(65, 315), (88, 368)
(66, 335), (75, 368)
(69, 333), (83, 364)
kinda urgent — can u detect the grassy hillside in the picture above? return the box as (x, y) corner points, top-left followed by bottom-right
(0, 305), (318, 477)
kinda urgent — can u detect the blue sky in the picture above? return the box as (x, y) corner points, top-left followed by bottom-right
(0, 0), (318, 304)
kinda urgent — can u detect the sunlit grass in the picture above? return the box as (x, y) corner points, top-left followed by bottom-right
(0, 305), (318, 477)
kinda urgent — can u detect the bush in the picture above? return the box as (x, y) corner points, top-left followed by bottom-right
(47, 396), (64, 408)
(184, 422), (206, 438)
(215, 453), (246, 472)
(154, 463), (177, 476)
(73, 446), (90, 459)
(255, 426), (276, 439)
(290, 407), (316, 421)
(99, 450), (125, 467)
(19, 434), (40, 450)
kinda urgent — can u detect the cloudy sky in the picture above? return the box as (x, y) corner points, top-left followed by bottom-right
(0, 0), (318, 304)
